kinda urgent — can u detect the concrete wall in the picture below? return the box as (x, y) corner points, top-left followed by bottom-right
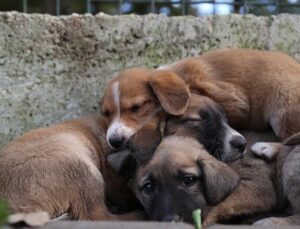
(1, 12), (300, 147)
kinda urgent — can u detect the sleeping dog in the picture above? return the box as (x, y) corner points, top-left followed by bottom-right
(108, 94), (278, 226)
(102, 49), (300, 145)
(108, 94), (247, 170)
(0, 116), (141, 221)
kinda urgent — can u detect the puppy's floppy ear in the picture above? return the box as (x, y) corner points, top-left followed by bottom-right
(199, 159), (240, 205)
(148, 70), (190, 115)
(107, 150), (137, 177)
(127, 123), (162, 164)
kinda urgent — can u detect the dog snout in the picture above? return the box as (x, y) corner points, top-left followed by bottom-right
(108, 135), (125, 149)
(230, 135), (247, 153)
(161, 214), (181, 222)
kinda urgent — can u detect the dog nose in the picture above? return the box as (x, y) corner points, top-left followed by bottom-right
(161, 214), (181, 222)
(108, 136), (125, 149)
(230, 136), (247, 153)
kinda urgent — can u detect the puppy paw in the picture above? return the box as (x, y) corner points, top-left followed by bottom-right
(253, 217), (287, 226)
(251, 142), (277, 160)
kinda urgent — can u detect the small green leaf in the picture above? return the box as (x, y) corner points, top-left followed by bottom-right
(192, 209), (201, 229)
(0, 199), (9, 226)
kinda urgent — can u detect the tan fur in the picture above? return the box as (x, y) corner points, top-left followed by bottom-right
(0, 116), (140, 221)
(133, 132), (278, 226)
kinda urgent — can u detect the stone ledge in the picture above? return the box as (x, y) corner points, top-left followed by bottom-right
(1, 12), (300, 146)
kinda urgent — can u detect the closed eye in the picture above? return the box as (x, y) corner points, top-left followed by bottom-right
(181, 118), (202, 123)
(130, 100), (151, 113)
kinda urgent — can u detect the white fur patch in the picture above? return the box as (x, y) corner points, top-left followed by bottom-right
(251, 142), (276, 159)
(223, 122), (245, 155)
(112, 81), (120, 117)
(157, 64), (170, 70)
(106, 120), (135, 149)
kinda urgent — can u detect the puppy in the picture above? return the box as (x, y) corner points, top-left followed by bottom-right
(251, 132), (300, 225)
(108, 93), (247, 170)
(165, 94), (246, 162)
(101, 68), (190, 151)
(0, 116), (140, 221)
(108, 94), (277, 226)
(104, 49), (300, 141)
(132, 134), (277, 226)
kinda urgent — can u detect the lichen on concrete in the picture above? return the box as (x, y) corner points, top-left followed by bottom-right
(0, 12), (300, 147)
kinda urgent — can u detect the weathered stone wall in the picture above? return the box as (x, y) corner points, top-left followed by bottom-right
(0, 12), (300, 147)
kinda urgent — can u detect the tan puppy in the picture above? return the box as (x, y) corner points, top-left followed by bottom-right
(132, 133), (278, 226)
(251, 132), (300, 225)
(103, 49), (300, 142)
(0, 116), (140, 221)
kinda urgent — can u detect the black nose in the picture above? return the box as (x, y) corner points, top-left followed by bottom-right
(230, 136), (247, 153)
(108, 136), (125, 149)
(161, 214), (181, 222)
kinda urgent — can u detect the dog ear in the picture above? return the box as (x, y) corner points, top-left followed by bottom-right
(127, 123), (162, 164)
(199, 159), (240, 205)
(107, 150), (137, 177)
(148, 70), (190, 115)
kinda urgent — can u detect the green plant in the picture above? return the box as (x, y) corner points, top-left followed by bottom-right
(0, 199), (9, 226)
(192, 209), (201, 229)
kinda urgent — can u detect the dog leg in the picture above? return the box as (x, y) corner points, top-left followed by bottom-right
(203, 179), (276, 227)
(251, 142), (282, 160)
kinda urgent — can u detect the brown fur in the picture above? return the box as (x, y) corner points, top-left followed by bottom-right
(101, 68), (190, 151)
(0, 116), (141, 221)
(165, 49), (300, 139)
(110, 49), (300, 140)
(133, 132), (278, 226)
(251, 132), (300, 226)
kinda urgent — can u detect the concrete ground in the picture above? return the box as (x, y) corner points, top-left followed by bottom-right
(39, 221), (300, 229)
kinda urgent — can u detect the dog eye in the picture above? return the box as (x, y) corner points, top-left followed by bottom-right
(142, 181), (155, 195)
(130, 104), (142, 113)
(182, 175), (197, 187)
(199, 111), (209, 121)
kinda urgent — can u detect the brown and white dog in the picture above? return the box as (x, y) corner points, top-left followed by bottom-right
(0, 116), (140, 221)
(102, 49), (300, 144)
(102, 70), (246, 162)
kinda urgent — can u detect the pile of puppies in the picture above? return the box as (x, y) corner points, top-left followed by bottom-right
(1, 48), (300, 227)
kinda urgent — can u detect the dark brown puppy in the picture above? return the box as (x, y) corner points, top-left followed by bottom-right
(251, 132), (300, 225)
(0, 116), (140, 221)
(132, 133), (277, 227)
